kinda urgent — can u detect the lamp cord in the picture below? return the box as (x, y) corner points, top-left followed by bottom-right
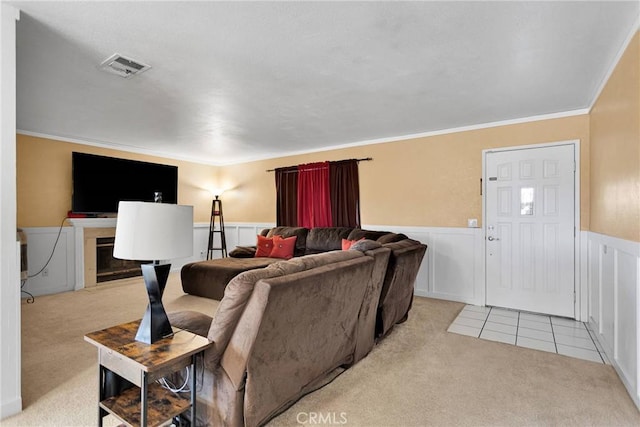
(21, 217), (68, 303)
(27, 217), (67, 278)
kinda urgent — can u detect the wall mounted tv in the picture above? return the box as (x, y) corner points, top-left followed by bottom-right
(72, 152), (178, 214)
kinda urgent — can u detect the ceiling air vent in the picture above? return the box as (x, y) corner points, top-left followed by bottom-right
(99, 53), (151, 78)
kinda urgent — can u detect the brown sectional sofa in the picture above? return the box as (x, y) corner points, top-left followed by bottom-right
(169, 248), (391, 426)
(173, 226), (426, 426)
(181, 226), (427, 339)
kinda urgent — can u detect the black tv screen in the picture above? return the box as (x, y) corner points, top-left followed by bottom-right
(72, 152), (178, 214)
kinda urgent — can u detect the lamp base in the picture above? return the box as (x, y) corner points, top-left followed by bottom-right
(136, 263), (173, 344)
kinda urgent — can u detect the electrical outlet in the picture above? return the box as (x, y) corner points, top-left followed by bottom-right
(467, 218), (478, 228)
(42, 268), (49, 277)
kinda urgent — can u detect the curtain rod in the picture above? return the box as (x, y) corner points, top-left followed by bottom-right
(266, 157), (373, 172)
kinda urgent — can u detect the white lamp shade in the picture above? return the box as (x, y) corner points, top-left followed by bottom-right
(113, 201), (193, 261)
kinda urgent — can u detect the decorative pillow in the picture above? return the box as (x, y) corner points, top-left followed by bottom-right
(254, 235), (274, 257)
(341, 238), (364, 251)
(269, 235), (297, 260)
(349, 239), (382, 252)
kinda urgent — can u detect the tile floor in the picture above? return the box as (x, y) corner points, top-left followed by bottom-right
(448, 305), (608, 364)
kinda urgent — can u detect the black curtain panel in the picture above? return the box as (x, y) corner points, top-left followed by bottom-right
(329, 159), (361, 228)
(275, 166), (298, 226)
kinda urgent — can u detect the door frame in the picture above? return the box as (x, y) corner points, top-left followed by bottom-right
(481, 139), (584, 320)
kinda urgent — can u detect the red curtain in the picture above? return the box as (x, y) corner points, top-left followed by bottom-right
(297, 162), (333, 228)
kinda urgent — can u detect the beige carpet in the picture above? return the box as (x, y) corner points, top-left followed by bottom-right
(3, 273), (639, 426)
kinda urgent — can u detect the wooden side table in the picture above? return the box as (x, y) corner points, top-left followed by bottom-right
(85, 320), (211, 427)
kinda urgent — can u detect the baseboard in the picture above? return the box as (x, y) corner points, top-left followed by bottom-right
(0, 396), (22, 420)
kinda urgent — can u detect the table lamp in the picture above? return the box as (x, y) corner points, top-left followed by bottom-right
(113, 201), (193, 344)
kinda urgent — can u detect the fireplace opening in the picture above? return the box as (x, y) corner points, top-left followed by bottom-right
(96, 237), (149, 283)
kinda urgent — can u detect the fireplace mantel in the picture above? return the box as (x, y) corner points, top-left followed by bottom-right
(68, 218), (117, 228)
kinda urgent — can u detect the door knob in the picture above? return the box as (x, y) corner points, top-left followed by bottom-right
(487, 236), (500, 241)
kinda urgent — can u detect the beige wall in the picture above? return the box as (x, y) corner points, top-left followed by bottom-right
(590, 32), (640, 243)
(18, 116), (590, 230)
(15, 39), (638, 240)
(220, 115), (590, 229)
(17, 134), (216, 227)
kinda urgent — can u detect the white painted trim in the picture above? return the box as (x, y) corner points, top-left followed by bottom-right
(0, 3), (21, 420)
(589, 20), (640, 111)
(18, 108), (589, 167)
(482, 140), (583, 320)
(579, 230), (589, 322)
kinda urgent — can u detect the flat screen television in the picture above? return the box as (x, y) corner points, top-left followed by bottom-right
(72, 152), (178, 214)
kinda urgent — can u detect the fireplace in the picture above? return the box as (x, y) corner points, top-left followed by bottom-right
(96, 237), (148, 283)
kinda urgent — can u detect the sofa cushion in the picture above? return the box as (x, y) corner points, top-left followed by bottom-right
(207, 250), (363, 368)
(270, 235), (297, 259)
(168, 310), (213, 338)
(228, 245), (256, 258)
(350, 239), (382, 252)
(377, 232), (408, 244)
(346, 229), (390, 242)
(266, 227), (309, 257)
(255, 235), (274, 257)
(305, 227), (353, 253)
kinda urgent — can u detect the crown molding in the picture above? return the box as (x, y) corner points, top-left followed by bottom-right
(18, 107), (589, 167)
(589, 17), (640, 111)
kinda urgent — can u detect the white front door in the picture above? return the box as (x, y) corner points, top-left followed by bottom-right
(485, 144), (575, 318)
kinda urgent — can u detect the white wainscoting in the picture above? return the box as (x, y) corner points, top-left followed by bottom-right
(587, 231), (640, 409)
(20, 226), (75, 297)
(172, 222), (275, 271)
(20, 222), (485, 306)
(364, 225), (485, 305)
(22, 221), (276, 296)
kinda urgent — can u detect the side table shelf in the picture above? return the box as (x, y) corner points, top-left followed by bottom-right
(85, 320), (211, 427)
(100, 382), (190, 427)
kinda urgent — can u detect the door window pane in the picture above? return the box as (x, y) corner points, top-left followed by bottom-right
(521, 187), (534, 215)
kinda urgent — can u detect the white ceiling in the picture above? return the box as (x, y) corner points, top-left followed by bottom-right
(10, 1), (639, 165)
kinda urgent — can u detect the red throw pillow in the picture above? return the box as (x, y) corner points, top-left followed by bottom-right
(341, 238), (364, 250)
(270, 235), (297, 260)
(254, 235), (274, 257)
